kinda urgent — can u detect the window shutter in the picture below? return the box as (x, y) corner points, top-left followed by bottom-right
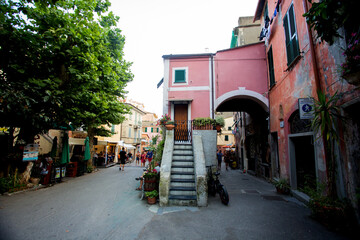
(175, 70), (186, 83)
(268, 47), (275, 87)
(284, 4), (300, 66)
(283, 14), (292, 64)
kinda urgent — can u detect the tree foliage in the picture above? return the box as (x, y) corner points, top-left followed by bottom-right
(0, 0), (133, 147)
(303, 0), (358, 45)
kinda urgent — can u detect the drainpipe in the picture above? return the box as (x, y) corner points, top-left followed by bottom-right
(303, 0), (322, 93)
(211, 54), (215, 119)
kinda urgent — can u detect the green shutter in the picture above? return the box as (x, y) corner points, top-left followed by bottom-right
(145, 127), (147, 132)
(284, 4), (300, 66)
(151, 128), (153, 133)
(268, 47), (275, 87)
(175, 70), (186, 83)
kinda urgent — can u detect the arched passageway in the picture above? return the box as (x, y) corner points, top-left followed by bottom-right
(216, 95), (270, 179)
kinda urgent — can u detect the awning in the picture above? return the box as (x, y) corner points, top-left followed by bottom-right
(123, 143), (136, 149)
(69, 138), (122, 146)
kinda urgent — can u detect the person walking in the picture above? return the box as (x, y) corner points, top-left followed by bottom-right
(224, 150), (230, 171)
(135, 151), (140, 166)
(119, 147), (127, 171)
(217, 149), (223, 171)
(141, 151), (146, 167)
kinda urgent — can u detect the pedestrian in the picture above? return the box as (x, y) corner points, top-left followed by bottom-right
(127, 152), (133, 163)
(119, 147), (127, 171)
(141, 151), (146, 167)
(217, 149), (223, 171)
(224, 150), (230, 171)
(136, 151), (140, 166)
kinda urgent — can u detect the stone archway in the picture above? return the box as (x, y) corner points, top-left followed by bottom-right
(215, 87), (269, 112)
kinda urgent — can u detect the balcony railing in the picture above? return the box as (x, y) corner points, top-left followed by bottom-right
(173, 120), (215, 143)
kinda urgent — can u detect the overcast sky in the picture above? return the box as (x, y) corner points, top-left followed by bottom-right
(109, 0), (259, 117)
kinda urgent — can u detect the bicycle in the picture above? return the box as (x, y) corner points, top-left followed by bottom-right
(135, 168), (148, 200)
(207, 165), (229, 205)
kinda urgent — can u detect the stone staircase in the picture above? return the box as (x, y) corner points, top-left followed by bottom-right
(168, 143), (197, 206)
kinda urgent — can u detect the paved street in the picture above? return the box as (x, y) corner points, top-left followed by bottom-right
(0, 162), (350, 240)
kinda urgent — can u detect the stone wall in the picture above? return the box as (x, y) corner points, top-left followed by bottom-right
(193, 130), (217, 167)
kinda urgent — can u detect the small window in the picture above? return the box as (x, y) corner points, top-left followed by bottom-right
(128, 128), (131, 138)
(283, 4), (300, 66)
(228, 126), (232, 131)
(145, 127), (147, 133)
(225, 135), (229, 141)
(111, 124), (115, 134)
(268, 46), (275, 87)
(151, 128), (153, 133)
(157, 128), (159, 133)
(173, 67), (188, 84)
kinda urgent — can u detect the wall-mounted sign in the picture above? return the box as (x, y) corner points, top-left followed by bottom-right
(23, 144), (39, 161)
(298, 98), (314, 120)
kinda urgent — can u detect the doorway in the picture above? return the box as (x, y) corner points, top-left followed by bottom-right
(289, 134), (316, 190)
(174, 104), (189, 142)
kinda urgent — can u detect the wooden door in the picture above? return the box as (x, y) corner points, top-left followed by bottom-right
(174, 104), (188, 141)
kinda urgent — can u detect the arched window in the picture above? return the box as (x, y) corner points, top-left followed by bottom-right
(289, 110), (312, 134)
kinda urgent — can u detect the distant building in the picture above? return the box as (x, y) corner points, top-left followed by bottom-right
(231, 16), (261, 48)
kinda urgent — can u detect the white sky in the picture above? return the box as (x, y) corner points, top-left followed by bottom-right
(110, 0), (259, 117)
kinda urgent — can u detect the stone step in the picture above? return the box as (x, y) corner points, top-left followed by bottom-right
(172, 161), (194, 167)
(174, 145), (193, 150)
(169, 190), (196, 196)
(170, 181), (195, 188)
(173, 150), (193, 156)
(168, 195), (197, 206)
(171, 171), (194, 175)
(171, 174), (194, 180)
(171, 178), (195, 183)
(173, 155), (193, 161)
(171, 167), (194, 173)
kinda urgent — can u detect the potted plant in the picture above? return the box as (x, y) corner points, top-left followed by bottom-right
(193, 117), (216, 130)
(274, 178), (290, 194)
(306, 183), (356, 231)
(145, 190), (158, 204)
(157, 114), (171, 127)
(165, 120), (175, 130)
(215, 116), (225, 132)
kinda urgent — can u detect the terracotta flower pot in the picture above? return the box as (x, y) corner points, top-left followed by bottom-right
(165, 124), (175, 130)
(147, 197), (157, 204)
(216, 125), (222, 132)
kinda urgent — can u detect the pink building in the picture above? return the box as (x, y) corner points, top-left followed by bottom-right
(162, 43), (268, 124)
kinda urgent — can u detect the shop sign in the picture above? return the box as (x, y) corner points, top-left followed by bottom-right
(23, 144), (39, 161)
(298, 98), (314, 120)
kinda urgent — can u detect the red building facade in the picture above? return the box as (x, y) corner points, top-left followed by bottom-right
(255, 0), (360, 211)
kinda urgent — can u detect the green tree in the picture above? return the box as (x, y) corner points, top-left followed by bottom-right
(0, 0), (132, 164)
(303, 0), (358, 45)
